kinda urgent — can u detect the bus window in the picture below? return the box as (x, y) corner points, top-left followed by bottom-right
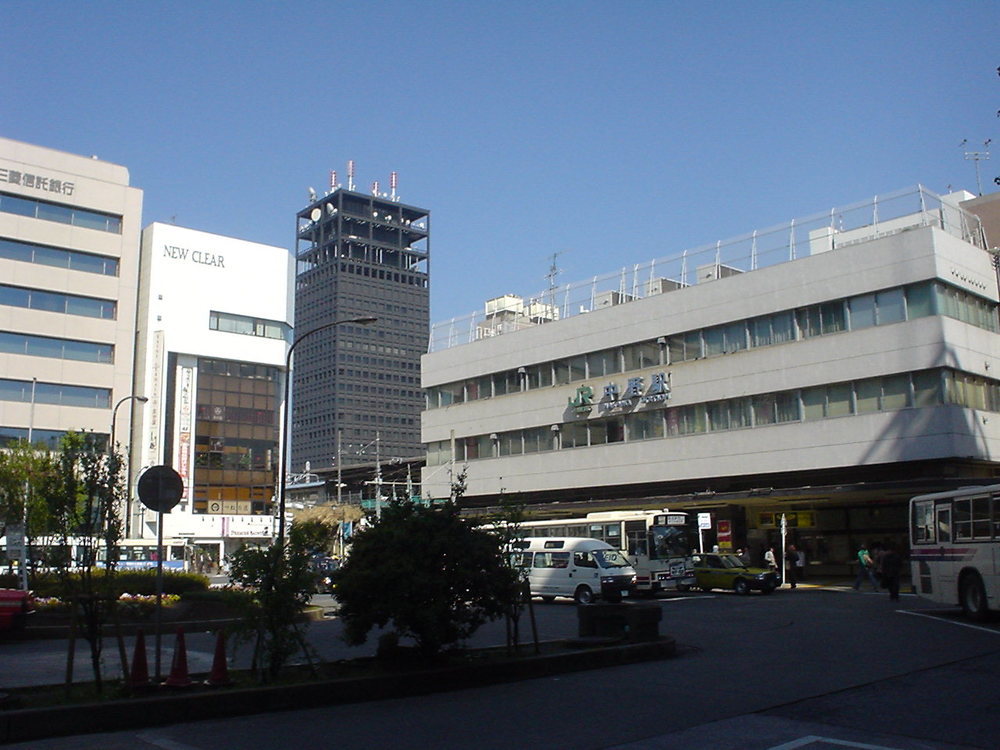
(912, 500), (935, 543)
(649, 525), (689, 559)
(936, 505), (951, 543)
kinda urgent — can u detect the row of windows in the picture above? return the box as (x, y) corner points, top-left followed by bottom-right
(209, 311), (290, 341)
(200, 358), (278, 382)
(0, 283), (116, 320)
(337, 261), (428, 288)
(0, 236), (119, 276)
(912, 494), (1000, 543)
(0, 191), (123, 234)
(425, 368), (994, 465)
(427, 281), (998, 409)
(0, 426), (76, 450)
(0, 378), (112, 409)
(0, 331), (113, 364)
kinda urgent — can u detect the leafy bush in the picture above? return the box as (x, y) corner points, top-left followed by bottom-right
(5, 569), (209, 597)
(333, 501), (515, 657)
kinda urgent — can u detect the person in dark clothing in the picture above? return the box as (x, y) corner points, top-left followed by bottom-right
(785, 545), (800, 588)
(880, 542), (903, 601)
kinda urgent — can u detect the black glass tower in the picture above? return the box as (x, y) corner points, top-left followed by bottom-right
(292, 184), (429, 472)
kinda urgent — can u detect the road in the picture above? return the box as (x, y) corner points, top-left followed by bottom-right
(2, 584), (999, 749)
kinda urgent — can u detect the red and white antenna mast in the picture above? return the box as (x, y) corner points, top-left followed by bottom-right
(390, 171), (398, 201)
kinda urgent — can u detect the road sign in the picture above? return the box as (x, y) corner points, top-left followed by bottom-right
(5, 523), (24, 557)
(698, 512), (712, 530)
(137, 465), (184, 513)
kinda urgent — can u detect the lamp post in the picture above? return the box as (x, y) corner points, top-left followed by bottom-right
(111, 395), (148, 538)
(277, 316), (377, 546)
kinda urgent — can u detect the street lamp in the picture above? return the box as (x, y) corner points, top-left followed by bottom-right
(277, 316), (377, 545)
(111, 395), (148, 538)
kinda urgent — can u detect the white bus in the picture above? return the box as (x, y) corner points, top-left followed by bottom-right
(516, 509), (695, 594)
(910, 484), (1000, 620)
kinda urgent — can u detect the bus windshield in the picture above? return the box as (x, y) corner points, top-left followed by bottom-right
(594, 549), (631, 568)
(649, 525), (689, 559)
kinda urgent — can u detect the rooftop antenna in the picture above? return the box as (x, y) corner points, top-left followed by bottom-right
(329, 170), (337, 192)
(545, 250), (565, 312)
(961, 139), (991, 195)
(390, 171), (398, 201)
(348, 160), (355, 191)
(372, 180), (380, 196)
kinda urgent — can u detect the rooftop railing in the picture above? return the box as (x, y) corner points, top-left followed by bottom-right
(428, 185), (986, 352)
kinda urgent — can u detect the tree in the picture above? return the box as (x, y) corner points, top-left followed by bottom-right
(0, 439), (63, 577)
(333, 500), (515, 658)
(49, 431), (126, 694)
(227, 517), (335, 683)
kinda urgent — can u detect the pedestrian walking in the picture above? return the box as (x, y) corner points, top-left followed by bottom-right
(880, 542), (903, 601)
(785, 544), (800, 588)
(853, 542), (879, 591)
(764, 546), (778, 572)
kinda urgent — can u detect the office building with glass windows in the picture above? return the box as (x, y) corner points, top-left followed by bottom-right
(0, 136), (143, 452)
(292, 180), (429, 473)
(422, 186), (1000, 571)
(133, 222), (293, 563)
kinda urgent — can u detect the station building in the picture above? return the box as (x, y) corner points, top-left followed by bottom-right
(421, 186), (1000, 571)
(132, 223), (293, 565)
(0, 137), (143, 452)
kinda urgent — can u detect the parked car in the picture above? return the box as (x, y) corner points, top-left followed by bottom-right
(0, 588), (35, 632)
(687, 553), (779, 594)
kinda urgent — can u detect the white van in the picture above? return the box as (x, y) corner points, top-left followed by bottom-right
(511, 537), (637, 604)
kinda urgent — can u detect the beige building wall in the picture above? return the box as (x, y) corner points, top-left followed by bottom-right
(0, 137), (143, 449)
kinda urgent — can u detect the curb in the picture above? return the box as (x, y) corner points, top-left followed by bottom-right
(0, 637), (675, 744)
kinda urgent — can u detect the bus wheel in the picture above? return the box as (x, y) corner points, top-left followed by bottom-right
(960, 573), (989, 621)
(574, 585), (595, 605)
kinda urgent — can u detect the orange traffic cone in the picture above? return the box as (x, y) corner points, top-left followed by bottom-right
(128, 628), (150, 688)
(204, 629), (232, 687)
(164, 626), (193, 688)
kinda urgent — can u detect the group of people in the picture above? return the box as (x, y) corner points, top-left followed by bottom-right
(854, 541), (903, 600)
(761, 544), (805, 587)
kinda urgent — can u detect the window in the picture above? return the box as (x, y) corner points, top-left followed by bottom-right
(0, 331), (113, 363)
(210, 311), (289, 341)
(0, 284), (115, 319)
(0, 192), (122, 234)
(533, 552), (570, 569)
(561, 421), (588, 448)
(849, 294), (877, 330)
(587, 348), (620, 377)
(626, 411), (664, 441)
(623, 341), (660, 371)
(911, 500), (935, 543)
(877, 288), (906, 325)
(0, 237), (118, 276)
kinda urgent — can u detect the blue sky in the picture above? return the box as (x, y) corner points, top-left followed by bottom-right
(3, 1), (997, 324)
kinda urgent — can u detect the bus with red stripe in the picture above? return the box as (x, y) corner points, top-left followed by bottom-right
(910, 484), (1000, 620)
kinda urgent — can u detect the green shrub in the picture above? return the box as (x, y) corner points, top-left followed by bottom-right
(15, 569), (209, 597)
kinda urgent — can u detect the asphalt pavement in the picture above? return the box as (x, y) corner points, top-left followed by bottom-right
(2, 579), (999, 749)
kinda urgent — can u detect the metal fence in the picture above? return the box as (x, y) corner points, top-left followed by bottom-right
(428, 185), (985, 352)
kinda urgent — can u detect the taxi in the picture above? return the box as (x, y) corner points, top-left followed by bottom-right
(689, 553), (778, 594)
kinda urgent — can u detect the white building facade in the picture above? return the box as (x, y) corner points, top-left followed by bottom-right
(421, 186), (1000, 569)
(133, 223), (293, 565)
(0, 137), (143, 451)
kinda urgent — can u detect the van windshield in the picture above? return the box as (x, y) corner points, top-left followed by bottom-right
(594, 549), (630, 568)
